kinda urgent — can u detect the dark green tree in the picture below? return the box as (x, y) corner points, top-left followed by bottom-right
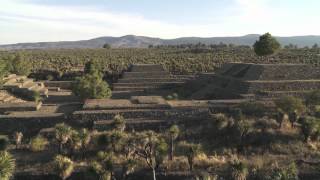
(253, 33), (281, 56)
(84, 60), (103, 75)
(9, 54), (32, 76)
(103, 43), (111, 49)
(73, 61), (111, 100)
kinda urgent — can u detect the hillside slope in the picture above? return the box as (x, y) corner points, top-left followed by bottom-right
(1, 34), (320, 50)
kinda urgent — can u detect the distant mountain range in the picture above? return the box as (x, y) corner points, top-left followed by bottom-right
(1, 34), (320, 50)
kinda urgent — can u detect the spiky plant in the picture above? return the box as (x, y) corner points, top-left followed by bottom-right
(230, 160), (248, 180)
(55, 123), (73, 153)
(0, 151), (16, 180)
(29, 136), (48, 152)
(53, 155), (74, 180)
(112, 114), (126, 132)
(167, 125), (180, 161)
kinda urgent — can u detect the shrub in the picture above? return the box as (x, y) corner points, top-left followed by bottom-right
(112, 114), (126, 132)
(275, 96), (306, 115)
(53, 155), (74, 180)
(299, 116), (320, 142)
(253, 33), (281, 56)
(267, 162), (299, 180)
(239, 101), (266, 117)
(305, 90), (320, 107)
(0, 151), (16, 180)
(30, 136), (48, 152)
(229, 159), (248, 180)
(210, 113), (230, 130)
(32, 91), (42, 103)
(232, 108), (244, 121)
(0, 136), (9, 151)
(9, 54), (32, 76)
(177, 141), (202, 171)
(73, 72), (112, 100)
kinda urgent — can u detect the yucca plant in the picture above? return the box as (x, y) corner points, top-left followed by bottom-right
(29, 136), (48, 152)
(0, 151), (16, 180)
(230, 160), (248, 180)
(55, 123), (73, 153)
(53, 155), (74, 180)
(112, 114), (126, 132)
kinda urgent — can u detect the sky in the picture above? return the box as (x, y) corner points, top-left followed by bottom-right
(0, 0), (319, 44)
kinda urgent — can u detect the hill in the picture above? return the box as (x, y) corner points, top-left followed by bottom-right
(1, 34), (320, 50)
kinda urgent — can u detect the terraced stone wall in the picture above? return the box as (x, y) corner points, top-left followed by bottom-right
(72, 108), (210, 126)
(0, 114), (64, 136)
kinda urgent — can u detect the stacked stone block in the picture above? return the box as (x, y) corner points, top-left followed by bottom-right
(112, 64), (194, 98)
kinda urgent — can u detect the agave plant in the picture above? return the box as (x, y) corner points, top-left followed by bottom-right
(0, 151), (16, 180)
(55, 123), (73, 153)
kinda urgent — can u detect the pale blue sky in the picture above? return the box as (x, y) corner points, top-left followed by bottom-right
(0, 0), (319, 44)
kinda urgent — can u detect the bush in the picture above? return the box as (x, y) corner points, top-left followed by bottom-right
(112, 114), (126, 132)
(239, 101), (266, 117)
(0, 136), (9, 151)
(253, 33), (281, 56)
(275, 96), (306, 114)
(29, 136), (48, 152)
(209, 113), (230, 130)
(266, 162), (299, 180)
(299, 116), (320, 142)
(0, 151), (16, 180)
(32, 91), (42, 103)
(229, 159), (248, 180)
(9, 54), (32, 76)
(53, 155), (74, 180)
(305, 90), (320, 107)
(73, 72), (111, 100)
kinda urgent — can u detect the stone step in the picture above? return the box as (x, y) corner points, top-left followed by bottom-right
(21, 82), (38, 90)
(239, 94), (256, 99)
(122, 72), (170, 78)
(3, 74), (17, 81)
(73, 108), (209, 124)
(94, 118), (168, 131)
(113, 82), (184, 88)
(118, 78), (189, 83)
(111, 90), (148, 99)
(4, 79), (34, 89)
(0, 102), (42, 113)
(257, 90), (312, 98)
(0, 95), (15, 103)
(3, 75), (27, 84)
(113, 86), (158, 91)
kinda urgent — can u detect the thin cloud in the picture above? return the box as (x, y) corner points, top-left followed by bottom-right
(0, 0), (319, 44)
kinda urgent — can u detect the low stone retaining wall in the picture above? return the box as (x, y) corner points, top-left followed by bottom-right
(0, 102), (42, 113)
(72, 108), (210, 126)
(43, 81), (74, 89)
(0, 113), (65, 136)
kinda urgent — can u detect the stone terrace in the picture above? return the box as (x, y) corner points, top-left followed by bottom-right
(3, 74), (49, 99)
(73, 96), (210, 132)
(112, 64), (194, 99)
(188, 63), (320, 99)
